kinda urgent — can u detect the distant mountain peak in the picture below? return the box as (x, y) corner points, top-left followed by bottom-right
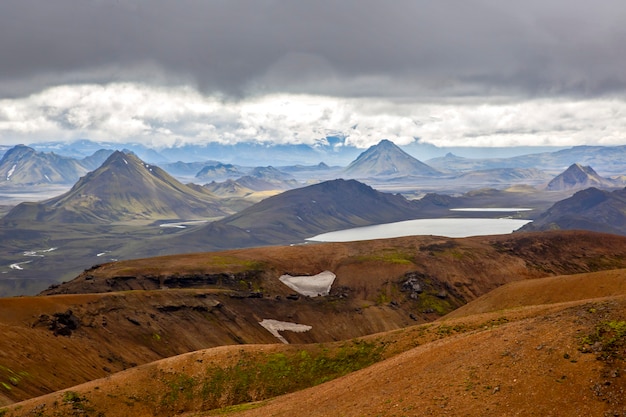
(545, 163), (614, 191)
(4, 151), (226, 223)
(0, 144), (87, 185)
(195, 162), (241, 181)
(343, 139), (440, 178)
(6, 143), (33, 152)
(377, 139), (395, 147)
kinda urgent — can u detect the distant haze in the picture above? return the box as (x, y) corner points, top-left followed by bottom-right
(0, 1), (625, 150)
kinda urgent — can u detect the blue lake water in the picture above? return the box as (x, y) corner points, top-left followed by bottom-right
(306, 217), (532, 242)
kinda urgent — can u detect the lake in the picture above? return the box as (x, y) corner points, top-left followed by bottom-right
(306, 217), (532, 242)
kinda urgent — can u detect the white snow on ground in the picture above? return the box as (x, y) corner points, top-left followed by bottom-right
(450, 208), (532, 212)
(159, 220), (208, 229)
(259, 319), (312, 344)
(24, 247), (57, 257)
(6, 164), (16, 181)
(10, 261), (32, 270)
(279, 271), (336, 297)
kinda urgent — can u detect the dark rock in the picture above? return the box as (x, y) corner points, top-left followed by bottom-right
(126, 317), (141, 326)
(156, 305), (183, 312)
(401, 274), (424, 294)
(35, 310), (81, 337)
(248, 292), (263, 298)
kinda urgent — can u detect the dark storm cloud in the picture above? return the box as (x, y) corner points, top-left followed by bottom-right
(1, 0), (625, 98)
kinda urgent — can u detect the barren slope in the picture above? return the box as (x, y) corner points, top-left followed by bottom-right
(43, 231), (626, 301)
(0, 231), (620, 406)
(4, 268), (626, 416)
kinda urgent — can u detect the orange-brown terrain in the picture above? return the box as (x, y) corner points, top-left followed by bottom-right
(1, 230), (626, 416)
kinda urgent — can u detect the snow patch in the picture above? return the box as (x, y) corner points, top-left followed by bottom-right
(159, 220), (208, 229)
(123, 159), (128, 165)
(6, 164), (16, 181)
(44, 175), (51, 182)
(259, 319), (312, 344)
(24, 247), (57, 257)
(10, 261), (32, 270)
(279, 271), (336, 297)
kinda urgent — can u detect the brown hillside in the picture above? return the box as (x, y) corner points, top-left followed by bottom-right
(43, 231), (626, 302)
(445, 268), (626, 319)
(0, 288), (414, 405)
(231, 298), (626, 417)
(1, 231), (626, 410)
(4, 269), (626, 417)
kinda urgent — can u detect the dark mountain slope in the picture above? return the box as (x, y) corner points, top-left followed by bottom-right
(218, 178), (422, 237)
(3, 151), (228, 223)
(520, 187), (626, 235)
(151, 179), (427, 253)
(343, 139), (440, 178)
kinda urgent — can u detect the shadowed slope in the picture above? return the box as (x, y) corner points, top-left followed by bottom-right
(220, 178), (420, 232)
(521, 187), (626, 235)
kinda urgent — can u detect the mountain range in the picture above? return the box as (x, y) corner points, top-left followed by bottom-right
(426, 145), (626, 174)
(4, 140), (626, 298)
(3, 151), (228, 223)
(5, 141), (626, 192)
(0, 145), (112, 186)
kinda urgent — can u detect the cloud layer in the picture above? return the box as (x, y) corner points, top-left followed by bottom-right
(1, 1), (625, 148)
(2, 83), (625, 149)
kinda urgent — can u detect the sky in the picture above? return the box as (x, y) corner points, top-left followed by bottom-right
(0, 0), (625, 150)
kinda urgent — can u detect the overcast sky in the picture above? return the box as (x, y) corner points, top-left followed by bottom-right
(1, 0), (625, 149)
